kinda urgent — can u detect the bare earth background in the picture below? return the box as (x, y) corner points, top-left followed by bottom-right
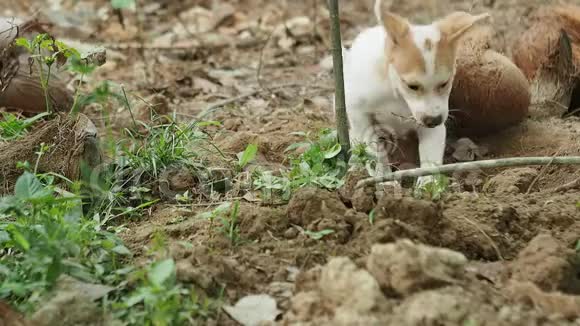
(3, 0), (580, 324)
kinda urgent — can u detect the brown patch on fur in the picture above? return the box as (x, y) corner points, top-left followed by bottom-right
(437, 12), (490, 42)
(381, 12), (426, 77)
(434, 12), (490, 74)
(388, 38), (426, 78)
(434, 38), (459, 75)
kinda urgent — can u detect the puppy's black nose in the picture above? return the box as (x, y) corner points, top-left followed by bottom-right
(422, 115), (443, 128)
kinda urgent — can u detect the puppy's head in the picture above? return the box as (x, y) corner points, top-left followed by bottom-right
(377, 7), (489, 128)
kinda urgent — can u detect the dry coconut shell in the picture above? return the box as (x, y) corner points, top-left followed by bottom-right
(0, 16), (73, 114)
(512, 5), (580, 116)
(449, 27), (530, 137)
(0, 113), (101, 195)
(512, 5), (580, 81)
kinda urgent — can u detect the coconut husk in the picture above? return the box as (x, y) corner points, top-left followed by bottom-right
(0, 16), (73, 114)
(0, 113), (101, 195)
(529, 30), (576, 117)
(512, 5), (580, 81)
(512, 5), (580, 116)
(449, 26), (531, 137)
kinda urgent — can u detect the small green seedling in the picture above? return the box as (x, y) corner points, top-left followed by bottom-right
(16, 34), (81, 113)
(413, 174), (450, 201)
(253, 128), (347, 202)
(197, 201), (242, 246)
(0, 112), (50, 141)
(237, 143), (258, 170)
(368, 208), (376, 225)
(305, 229), (335, 240)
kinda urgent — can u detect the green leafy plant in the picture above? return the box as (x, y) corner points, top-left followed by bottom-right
(114, 258), (217, 325)
(0, 112), (50, 141)
(123, 120), (208, 180)
(16, 34), (81, 113)
(349, 141), (379, 175)
(413, 174), (450, 201)
(253, 128), (347, 201)
(197, 201), (242, 246)
(237, 143), (258, 170)
(0, 172), (129, 313)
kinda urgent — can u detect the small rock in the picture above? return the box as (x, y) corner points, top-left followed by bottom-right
(505, 280), (580, 319)
(366, 239), (467, 296)
(222, 294), (281, 326)
(319, 257), (383, 313)
(287, 187), (347, 227)
(338, 168), (375, 213)
(134, 93), (171, 122)
(392, 289), (471, 325)
(508, 234), (580, 293)
(449, 137), (487, 162)
(283, 227), (299, 239)
(483, 168), (539, 194)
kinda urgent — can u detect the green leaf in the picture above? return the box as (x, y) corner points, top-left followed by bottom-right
(0, 230), (10, 243)
(368, 208), (376, 225)
(46, 256), (63, 284)
(112, 245), (132, 256)
(323, 143), (341, 159)
(14, 38), (32, 52)
(147, 259), (175, 287)
(125, 291), (146, 307)
(110, 0), (135, 9)
(69, 55), (97, 74)
(305, 229), (334, 240)
(284, 142), (309, 153)
(14, 172), (51, 200)
(196, 120), (221, 127)
(9, 228), (30, 251)
(238, 144), (258, 169)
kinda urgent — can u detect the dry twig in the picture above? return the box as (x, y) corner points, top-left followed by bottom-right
(356, 156), (580, 188)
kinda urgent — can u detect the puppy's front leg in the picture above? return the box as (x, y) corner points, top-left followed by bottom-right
(416, 125), (446, 188)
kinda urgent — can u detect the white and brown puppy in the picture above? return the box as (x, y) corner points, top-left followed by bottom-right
(342, 0), (489, 189)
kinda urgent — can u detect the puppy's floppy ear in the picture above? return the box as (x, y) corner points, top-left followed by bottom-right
(381, 12), (411, 46)
(437, 12), (490, 42)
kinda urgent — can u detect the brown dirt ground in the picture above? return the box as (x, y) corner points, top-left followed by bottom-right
(4, 0), (580, 325)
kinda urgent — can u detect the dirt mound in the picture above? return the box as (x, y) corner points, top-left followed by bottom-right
(366, 240), (467, 296)
(280, 239), (580, 325)
(286, 187), (352, 244)
(483, 167), (539, 194)
(508, 234), (580, 294)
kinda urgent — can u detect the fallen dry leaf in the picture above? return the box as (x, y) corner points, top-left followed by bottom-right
(222, 294), (281, 326)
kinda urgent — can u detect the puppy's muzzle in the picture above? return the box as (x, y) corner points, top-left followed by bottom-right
(421, 115), (443, 128)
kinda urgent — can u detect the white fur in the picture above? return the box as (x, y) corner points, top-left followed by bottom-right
(340, 19), (453, 187)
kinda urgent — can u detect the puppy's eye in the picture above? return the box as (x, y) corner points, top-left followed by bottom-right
(407, 84), (422, 92)
(438, 80), (450, 90)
